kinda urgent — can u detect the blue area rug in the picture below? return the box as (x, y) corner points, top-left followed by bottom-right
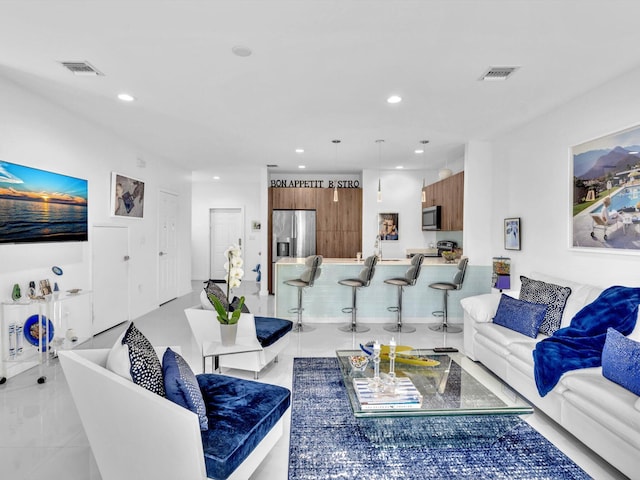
(288, 357), (590, 480)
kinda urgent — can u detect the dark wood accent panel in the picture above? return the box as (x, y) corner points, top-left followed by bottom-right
(295, 188), (317, 210)
(271, 187), (296, 209)
(421, 171), (464, 231)
(316, 188), (339, 231)
(338, 188), (362, 232)
(268, 187), (363, 293)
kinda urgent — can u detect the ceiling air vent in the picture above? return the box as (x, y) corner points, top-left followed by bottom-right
(479, 66), (519, 81)
(266, 164), (279, 168)
(59, 61), (104, 76)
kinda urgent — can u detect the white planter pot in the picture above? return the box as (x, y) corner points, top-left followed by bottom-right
(219, 323), (238, 346)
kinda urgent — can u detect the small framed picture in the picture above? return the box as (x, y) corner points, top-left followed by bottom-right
(504, 217), (521, 250)
(39, 279), (52, 296)
(378, 213), (399, 241)
(111, 172), (145, 218)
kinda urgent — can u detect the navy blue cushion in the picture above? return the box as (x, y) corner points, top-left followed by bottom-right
(602, 328), (640, 396)
(493, 294), (548, 338)
(255, 316), (293, 348)
(197, 374), (290, 480)
(162, 348), (208, 430)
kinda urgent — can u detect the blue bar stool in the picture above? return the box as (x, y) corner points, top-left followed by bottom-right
(337, 255), (378, 333)
(284, 255), (323, 332)
(383, 253), (425, 333)
(428, 257), (468, 333)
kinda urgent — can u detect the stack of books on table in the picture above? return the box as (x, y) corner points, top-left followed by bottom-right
(353, 377), (423, 410)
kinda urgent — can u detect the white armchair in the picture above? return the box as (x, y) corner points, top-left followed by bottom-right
(59, 347), (287, 480)
(184, 306), (291, 378)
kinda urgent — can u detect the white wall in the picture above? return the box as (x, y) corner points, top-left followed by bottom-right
(490, 65), (640, 288)
(190, 175), (263, 283)
(463, 141), (494, 265)
(362, 165), (464, 259)
(0, 76), (192, 319)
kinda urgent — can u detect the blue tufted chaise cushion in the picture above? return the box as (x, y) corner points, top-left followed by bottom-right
(254, 316), (293, 348)
(197, 374), (290, 479)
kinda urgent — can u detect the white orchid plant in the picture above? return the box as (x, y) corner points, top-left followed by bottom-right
(208, 245), (245, 325)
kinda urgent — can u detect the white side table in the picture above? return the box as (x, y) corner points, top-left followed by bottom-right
(201, 341), (263, 374)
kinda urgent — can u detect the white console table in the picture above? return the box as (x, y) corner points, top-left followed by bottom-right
(1, 290), (93, 383)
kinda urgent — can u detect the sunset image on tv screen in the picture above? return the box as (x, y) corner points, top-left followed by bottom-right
(0, 161), (88, 244)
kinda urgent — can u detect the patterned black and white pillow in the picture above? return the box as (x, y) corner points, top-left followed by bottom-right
(122, 323), (166, 397)
(519, 276), (572, 335)
(203, 280), (229, 311)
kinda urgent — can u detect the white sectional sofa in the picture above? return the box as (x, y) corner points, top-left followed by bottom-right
(461, 272), (640, 480)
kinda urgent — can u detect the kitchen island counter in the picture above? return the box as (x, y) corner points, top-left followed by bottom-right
(275, 256), (451, 266)
(274, 257), (491, 325)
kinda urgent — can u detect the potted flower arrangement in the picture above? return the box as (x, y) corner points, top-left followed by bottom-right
(208, 245), (245, 345)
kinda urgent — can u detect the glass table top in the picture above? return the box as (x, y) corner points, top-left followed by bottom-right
(336, 349), (533, 418)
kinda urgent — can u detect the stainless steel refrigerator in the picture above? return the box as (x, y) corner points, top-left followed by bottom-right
(272, 209), (317, 279)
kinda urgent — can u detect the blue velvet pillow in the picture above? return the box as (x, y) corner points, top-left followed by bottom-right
(602, 328), (640, 396)
(162, 348), (208, 431)
(492, 294), (548, 338)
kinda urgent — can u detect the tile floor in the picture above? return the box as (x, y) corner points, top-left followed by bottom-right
(0, 281), (627, 479)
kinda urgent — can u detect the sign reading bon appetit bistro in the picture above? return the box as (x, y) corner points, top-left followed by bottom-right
(269, 173), (361, 188)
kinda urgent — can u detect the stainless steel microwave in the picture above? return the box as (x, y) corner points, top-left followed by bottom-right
(422, 205), (441, 230)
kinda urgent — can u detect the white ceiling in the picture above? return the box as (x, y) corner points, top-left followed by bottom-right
(2, 0), (640, 177)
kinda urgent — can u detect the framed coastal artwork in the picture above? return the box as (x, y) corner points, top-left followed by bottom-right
(0, 160), (88, 243)
(110, 172), (145, 218)
(571, 124), (640, 252)
(504, 217), (521, 251)
(378, 213), (399, 241)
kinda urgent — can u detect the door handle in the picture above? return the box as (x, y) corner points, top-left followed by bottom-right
(159, 251), (166, 256)
(238, 238), (242, 247)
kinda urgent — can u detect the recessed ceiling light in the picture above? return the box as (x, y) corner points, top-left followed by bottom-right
(387, 95), (402, 104)
(213, 176), (220, 180)
(295, 149), (304, 154)
(298, 165), (306, 169)
(396, 166), (404, 169)
(117, 93), (135, 102)
(415, 149), (424, 154)
(232, 45), (252, 57)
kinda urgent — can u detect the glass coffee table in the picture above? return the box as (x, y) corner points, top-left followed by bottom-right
(336, 349), (533, 418)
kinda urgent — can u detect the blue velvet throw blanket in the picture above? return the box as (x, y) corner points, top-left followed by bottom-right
(533, 285), (640, 397)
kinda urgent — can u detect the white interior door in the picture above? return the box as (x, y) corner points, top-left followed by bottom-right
(158, 191), (178, 305)
(92, 225), (129, 334)
(210, 208), (243, 280)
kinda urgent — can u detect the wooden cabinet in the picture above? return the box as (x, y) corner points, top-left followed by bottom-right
(422, 171), (464, 231)
(316, 188), (339, 231)
(268, 187), (363, 292)
(271, 188), (296, 209)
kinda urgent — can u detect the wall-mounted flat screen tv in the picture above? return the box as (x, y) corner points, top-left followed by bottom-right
(0, 161), (88, 244)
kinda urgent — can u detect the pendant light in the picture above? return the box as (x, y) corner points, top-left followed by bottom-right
(439, 154), (452, 179)
(376, 139), (384, 203)
(419, 140), (429, 203)
(332, 140), (341, 202)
